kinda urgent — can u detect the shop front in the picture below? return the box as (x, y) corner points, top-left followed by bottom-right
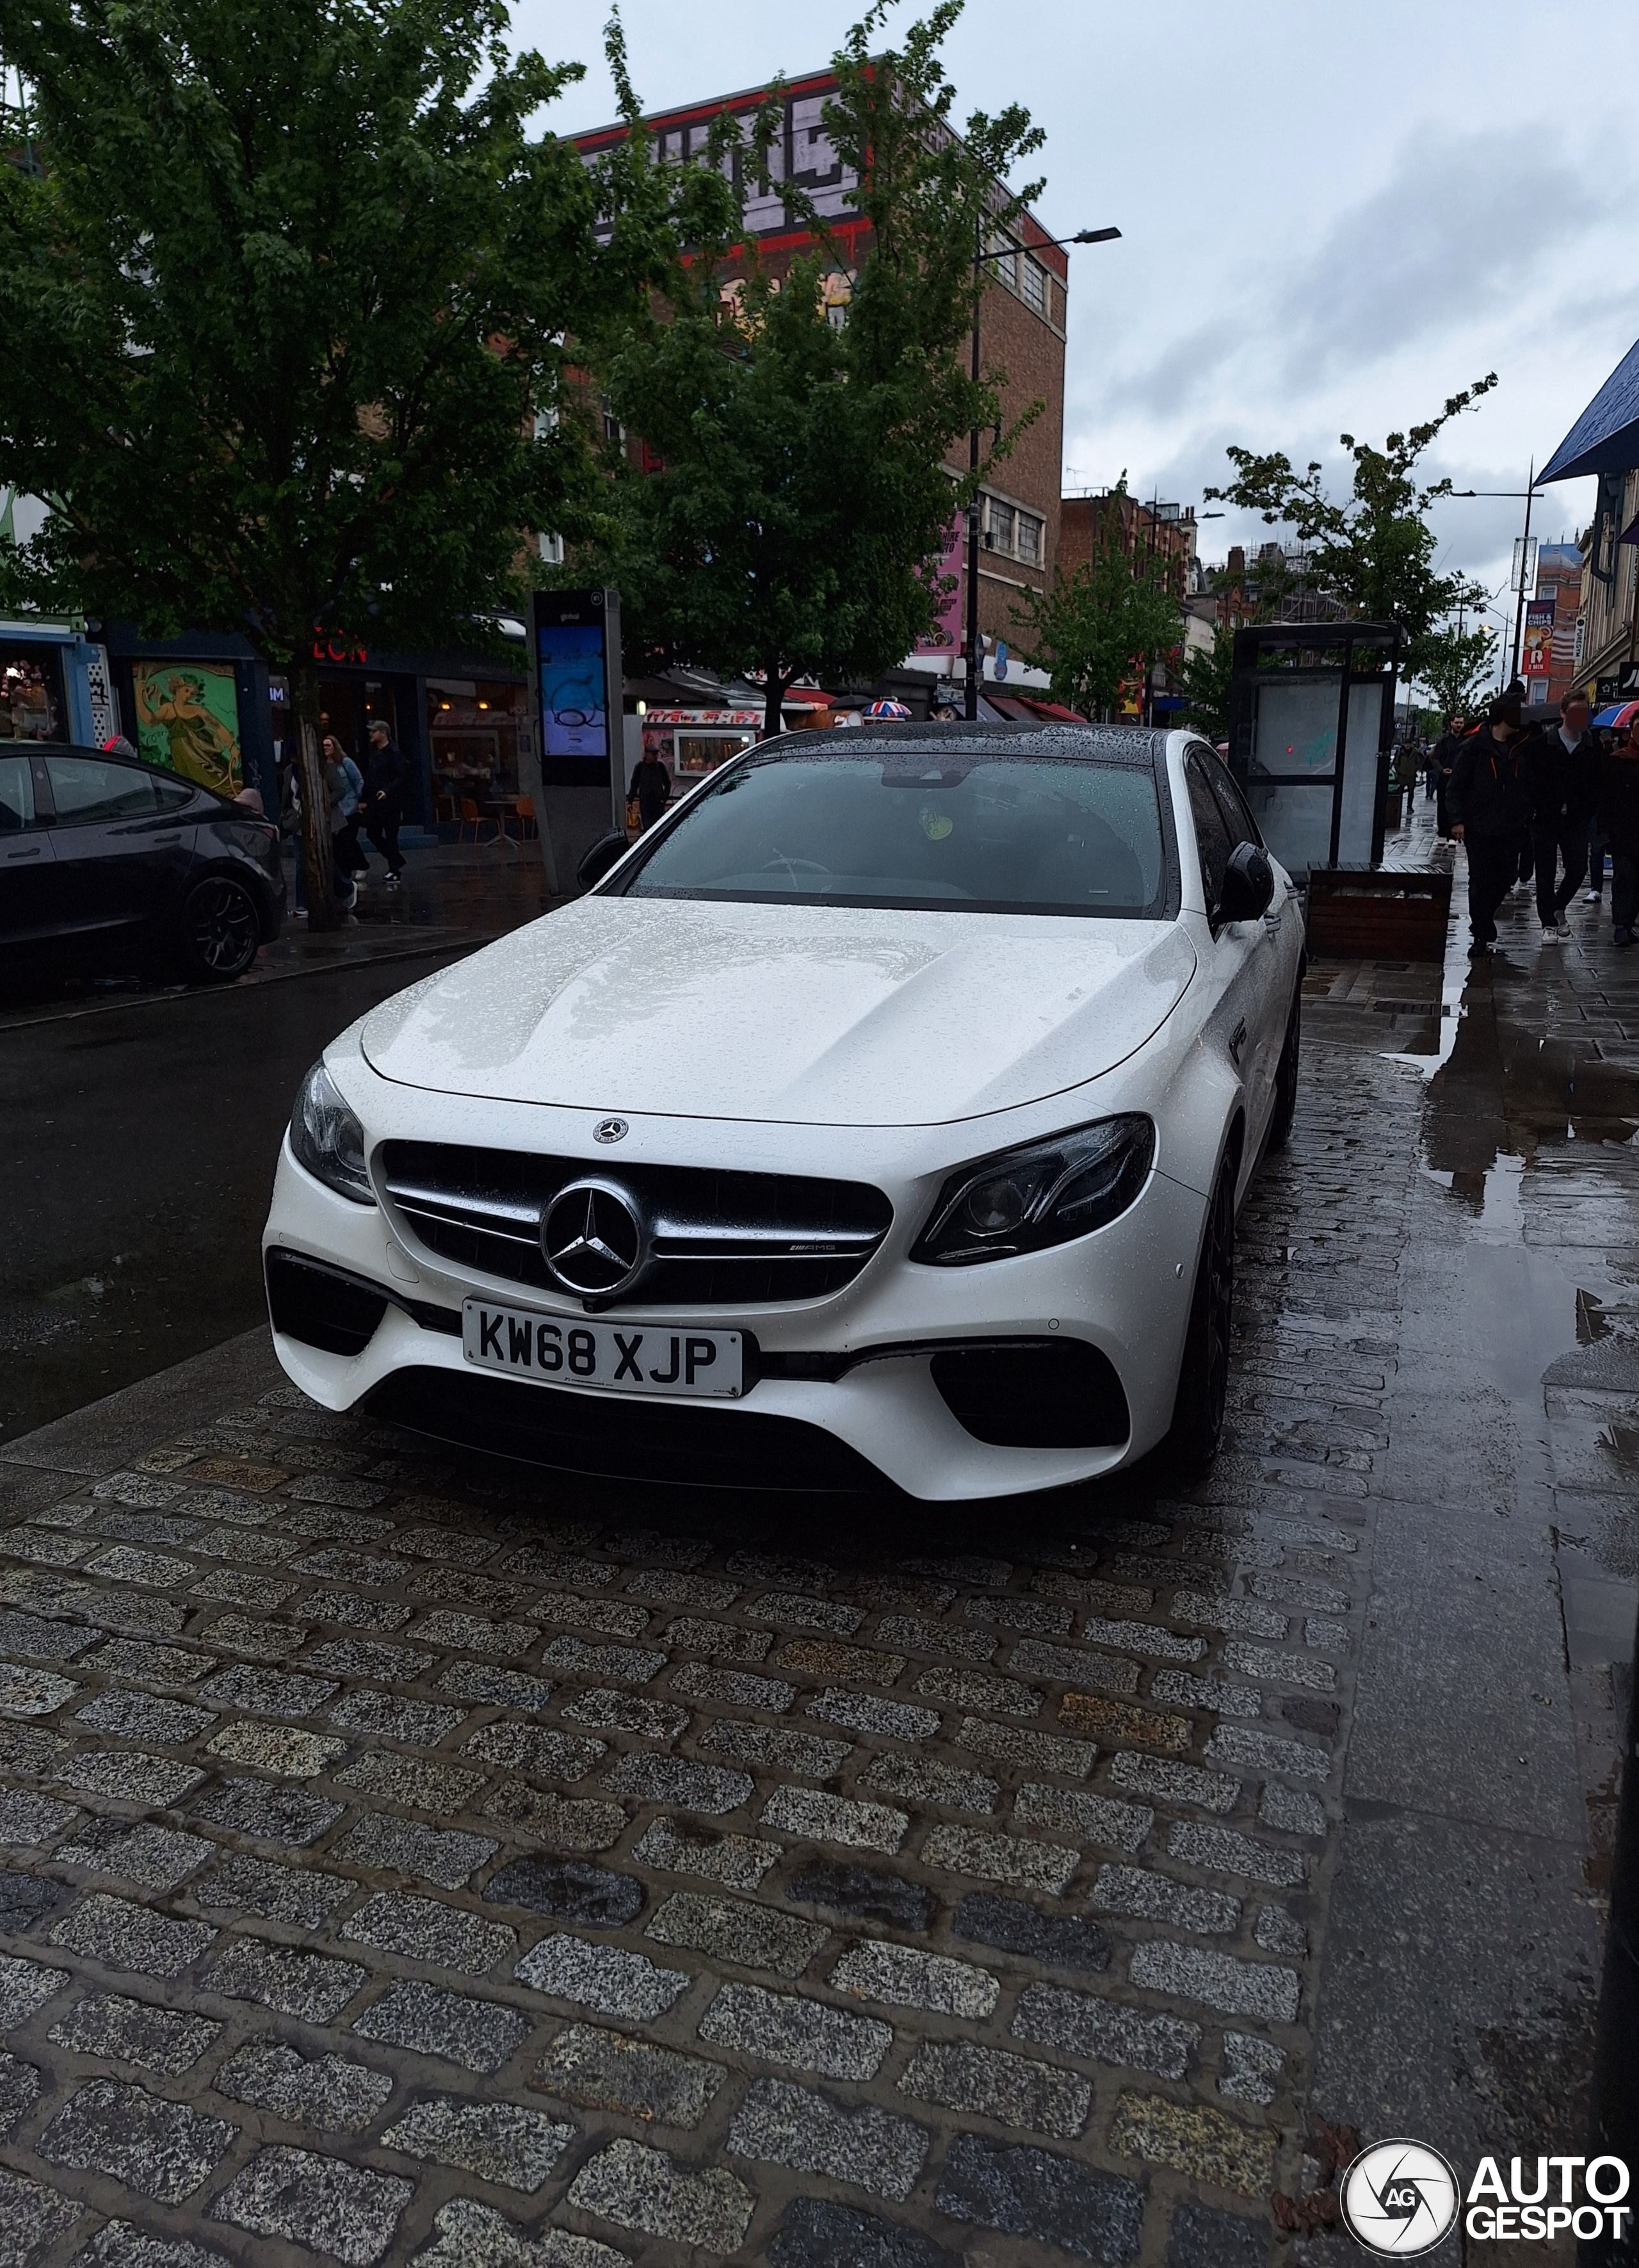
(640, 708), (763, 788)
(0, 619), (118, 747)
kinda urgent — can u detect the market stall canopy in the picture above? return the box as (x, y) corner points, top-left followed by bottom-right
(1540, 336), (1639, 482)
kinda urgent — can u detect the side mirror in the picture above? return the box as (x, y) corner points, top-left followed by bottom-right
(577, 829), (631, 890)
(1217, 839), (1275, 923)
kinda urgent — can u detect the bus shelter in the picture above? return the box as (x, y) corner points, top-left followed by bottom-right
(1227, 622), (1400, 879)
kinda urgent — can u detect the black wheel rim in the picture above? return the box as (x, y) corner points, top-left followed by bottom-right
(1204, 1172), (1234, 1435)
(191, 880), (259, 974)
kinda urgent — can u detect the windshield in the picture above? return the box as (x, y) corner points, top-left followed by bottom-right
(616, 747), (1168, 918)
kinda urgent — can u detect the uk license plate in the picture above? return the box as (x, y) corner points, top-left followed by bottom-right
(461, 1300), (743, 1398)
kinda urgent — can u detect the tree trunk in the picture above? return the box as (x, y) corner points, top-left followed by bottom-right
(291, 663), (339, 931)
(763, 667), (787, 742)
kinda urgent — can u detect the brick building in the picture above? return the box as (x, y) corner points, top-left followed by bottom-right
(572, 74), (1068, 692)
(1058, 493), (1199, 596)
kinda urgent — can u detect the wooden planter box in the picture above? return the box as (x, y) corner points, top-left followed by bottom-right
(1305, 864), (1452, 961)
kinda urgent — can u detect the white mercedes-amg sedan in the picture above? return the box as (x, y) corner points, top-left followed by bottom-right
(262, 724), (1304, 1500)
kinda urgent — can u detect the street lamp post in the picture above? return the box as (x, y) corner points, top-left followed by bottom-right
(963, 222), (1120, 722)
(1446, 471), (1547, 685)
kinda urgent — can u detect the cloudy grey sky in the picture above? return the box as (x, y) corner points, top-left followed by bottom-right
(518, 0), (1639, 660)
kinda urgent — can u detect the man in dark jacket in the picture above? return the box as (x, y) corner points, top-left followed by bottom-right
(1432, 714), (1469, 837)
(627, 750), (672, 831)
(1522, 692), (1599, 943)
(360, 717), (408, 886)
(1598, 718), (1639, 946)
(1448, 695), (1530, 957)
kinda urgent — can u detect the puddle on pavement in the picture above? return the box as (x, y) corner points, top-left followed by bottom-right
(1407, 945), (1639, 1916)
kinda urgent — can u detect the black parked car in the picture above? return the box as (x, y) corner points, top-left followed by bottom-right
(0, 741), (285, 984)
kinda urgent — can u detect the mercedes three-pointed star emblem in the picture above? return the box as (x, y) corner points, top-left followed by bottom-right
(541, 1179), (645, 1297)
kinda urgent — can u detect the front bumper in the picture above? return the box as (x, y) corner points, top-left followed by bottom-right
(262, 1125), (1206, 1503)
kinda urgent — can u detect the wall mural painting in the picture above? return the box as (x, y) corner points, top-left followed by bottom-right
(133, 662), (243, 795)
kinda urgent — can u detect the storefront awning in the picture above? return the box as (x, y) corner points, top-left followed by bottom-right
(1540, 336), (1639, 482)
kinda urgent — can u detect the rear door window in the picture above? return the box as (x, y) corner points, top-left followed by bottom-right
(1186, 752), (1232, 912)
(1200, 749), (1262, 849)
(45, 756), (159, 824)
(0, 753), (36, 830)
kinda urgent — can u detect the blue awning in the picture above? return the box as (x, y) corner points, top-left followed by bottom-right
(1540, 336), (1639, 482)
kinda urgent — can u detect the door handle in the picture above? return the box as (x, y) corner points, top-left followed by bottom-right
(152, 832), (182, 844)
(4, 845), (44, 859)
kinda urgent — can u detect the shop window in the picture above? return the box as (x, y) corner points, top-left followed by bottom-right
(674, 731), (757, 778)
(1, 654), (62, 741)
(428, 676), (528, 819)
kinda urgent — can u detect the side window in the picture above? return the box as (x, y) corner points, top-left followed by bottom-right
(1186, 753), (1232, 914)
(152, 775), (196, 811)
(0, 754), (36, 832)
(44, 756), (159, 825)
(1201, 750), (1261, 850)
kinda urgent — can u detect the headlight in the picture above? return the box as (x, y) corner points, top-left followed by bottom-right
(289, 1061), (375, 1206)
(912, 1115), (1154, 1266)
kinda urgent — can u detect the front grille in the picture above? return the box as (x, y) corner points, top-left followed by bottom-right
(379, 1142), (892, 1309)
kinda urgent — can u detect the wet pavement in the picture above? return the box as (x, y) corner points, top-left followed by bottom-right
(0, 807), (1631, 2267)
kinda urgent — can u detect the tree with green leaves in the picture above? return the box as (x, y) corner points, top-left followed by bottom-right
(1179, 622), (1235, 736)
(1415, 616), (1498, 721)
(1203, 378), (1499, 678)
(583, 2), (1045, 741)
(0, 0), (661, 925)
(1010, 491), (1181, 720)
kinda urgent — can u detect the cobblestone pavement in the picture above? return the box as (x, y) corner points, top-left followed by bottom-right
(0, 841), (1633, 2268)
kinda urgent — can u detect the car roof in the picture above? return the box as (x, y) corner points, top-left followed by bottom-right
(760, 722), (1174, 765)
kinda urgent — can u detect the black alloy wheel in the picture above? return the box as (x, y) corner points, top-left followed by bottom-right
(1266, 983), (1302, 1151)
(179, 874), (261, 982)
(1166, 1152), (1236, 1472)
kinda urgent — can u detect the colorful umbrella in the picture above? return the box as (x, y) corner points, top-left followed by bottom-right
(863, 699), (912, 718)
(1593, 700), (1639, 729)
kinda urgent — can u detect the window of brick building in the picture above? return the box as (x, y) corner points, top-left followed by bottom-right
(1016, 510), (1044, 567)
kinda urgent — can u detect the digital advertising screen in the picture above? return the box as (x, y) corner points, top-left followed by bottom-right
(538, 619), (609, 758)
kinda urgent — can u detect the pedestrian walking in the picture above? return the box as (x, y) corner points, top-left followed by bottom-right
(1522, 693), (1599, 943)
(325, 734), (366, 882)
(1598, 719), (1639, 948)
(360, 717), (408, 887)
(627, 747), (672, 831)
(1448, 693), (1530, 959)
(1432, 713), (1469, 837)
(321, 739), (359, 913)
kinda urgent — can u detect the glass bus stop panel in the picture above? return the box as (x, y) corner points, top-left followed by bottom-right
(1243, 781), (1335, 880)
(1336, 681), (1389, 866)
(1250, 678), (1339, 781)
